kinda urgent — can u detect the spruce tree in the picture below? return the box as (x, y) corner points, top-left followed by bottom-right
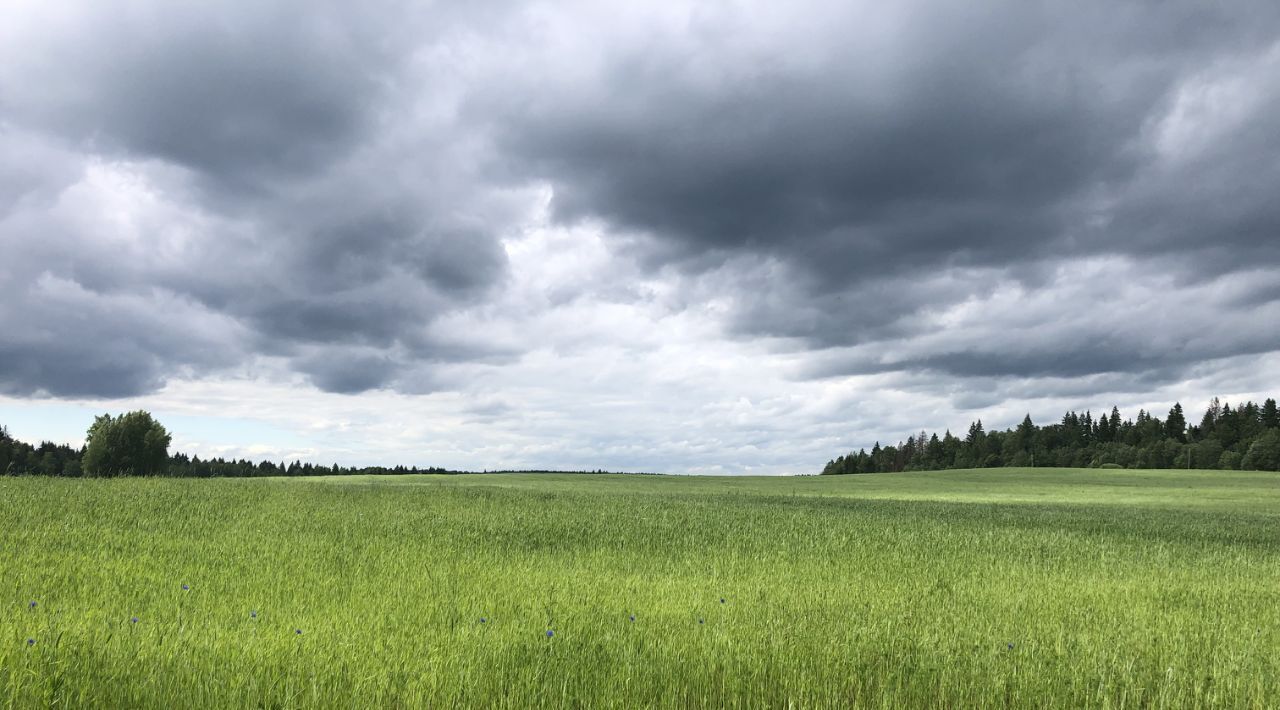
(1166, 403), (1186, 442)
(1263, 398), (1279, 429)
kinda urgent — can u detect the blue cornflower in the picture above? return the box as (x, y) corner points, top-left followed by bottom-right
(28, 601), (36, 609)
(250, 610), (257, 618)
(479, 617), (487, 623)
(130, 617), (139, 624)
(1007, 643), (1015, 650)
(27, 639), (35, 646)
(181, 584), (189, 591)
(629, 615), (636, 622)
(295, 629), (303, 635)
(546, 630), (554, 638)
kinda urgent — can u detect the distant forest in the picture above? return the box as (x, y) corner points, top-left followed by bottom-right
(0, 424), (452, 478)
(823, 397), (1280, 474)
(5, 396), (1279, 477)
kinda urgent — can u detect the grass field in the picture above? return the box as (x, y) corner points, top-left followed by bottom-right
(2, 468), (1278, 708)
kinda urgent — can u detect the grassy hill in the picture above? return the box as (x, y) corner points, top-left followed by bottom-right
(2, 468), (1277, 707)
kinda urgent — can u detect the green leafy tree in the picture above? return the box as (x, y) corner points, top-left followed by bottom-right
(1191, 438), (1223, 470)
(82, 411), (172, 477)
(1241, 430), (1280, 471)
(1218, 450), (1242, 471)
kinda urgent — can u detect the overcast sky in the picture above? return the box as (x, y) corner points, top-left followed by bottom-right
(2, 1), (1278, 473)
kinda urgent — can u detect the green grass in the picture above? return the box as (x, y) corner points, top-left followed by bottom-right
(1, 468), (1278, 708)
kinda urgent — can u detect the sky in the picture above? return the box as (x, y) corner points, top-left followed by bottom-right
(2, 1), (1279, 474)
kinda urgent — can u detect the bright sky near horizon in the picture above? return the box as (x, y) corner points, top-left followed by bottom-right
(2, 1), (1279, 473)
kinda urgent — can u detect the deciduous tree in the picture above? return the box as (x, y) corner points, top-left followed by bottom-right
(82, 411), (171, 477)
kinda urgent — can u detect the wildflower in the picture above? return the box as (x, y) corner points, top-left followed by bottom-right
(250, 611), (257, 618)
(295, 629), (303, 635)
(1007, 643), (1015, 650)
(720, 598), (725, 604)
(181, 584), (189, 591)
(629, 615), (636, 622)
(28, 601), (36, 609)
(27, 639), (35, 646)
(130, 617), (139, 624)
(546, 630), (554, 638)
(480, 618), (487, 624)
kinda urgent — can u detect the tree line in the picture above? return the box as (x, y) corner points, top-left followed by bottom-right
(823, 397), (1280, 474)
(0, 411), (453, 477)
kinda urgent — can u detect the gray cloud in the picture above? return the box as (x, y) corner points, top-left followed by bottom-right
(463, 0), (1280, 392)
(1, 0), (1279, 421)
(480, 2), (1246, 263)
(294, 349), (400, 395)
(0, 271), (244, 398)
(0, 1), (525, 396)
(0, 2), (423, 191)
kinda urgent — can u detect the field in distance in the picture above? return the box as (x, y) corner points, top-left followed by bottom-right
(2, 468), (1278, 707)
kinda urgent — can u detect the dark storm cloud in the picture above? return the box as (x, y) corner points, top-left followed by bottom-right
(793, 258), (1280, 408)
(1105, 72), (1280, 272)
(0, 1), (521, 396)
(468, 0), (1280, 390)
(293, 350), (400, 395)
(1, 2), (420, 191)
(0, 270), (244, 398)
(481, 2), (1191, 265)
(3, 0), (1280, 404)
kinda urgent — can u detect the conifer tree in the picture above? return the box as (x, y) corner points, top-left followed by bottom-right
(1263, 399), (1279, 429)
(1166, 403), (1186, 442)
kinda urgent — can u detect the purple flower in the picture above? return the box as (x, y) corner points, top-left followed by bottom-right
(181, 584), (189, 591)
(546, 630), (554, 638)
(130, 617), (139, 624)
(28, 601), (37, 609)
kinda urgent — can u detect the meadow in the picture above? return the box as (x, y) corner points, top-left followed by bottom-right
(1, 468), (1278, 708)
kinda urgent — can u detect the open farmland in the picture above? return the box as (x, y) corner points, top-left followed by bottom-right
(2, 468), (1278, 707)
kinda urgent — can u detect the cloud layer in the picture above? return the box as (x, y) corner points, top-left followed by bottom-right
(2, 0), (1278, 470)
